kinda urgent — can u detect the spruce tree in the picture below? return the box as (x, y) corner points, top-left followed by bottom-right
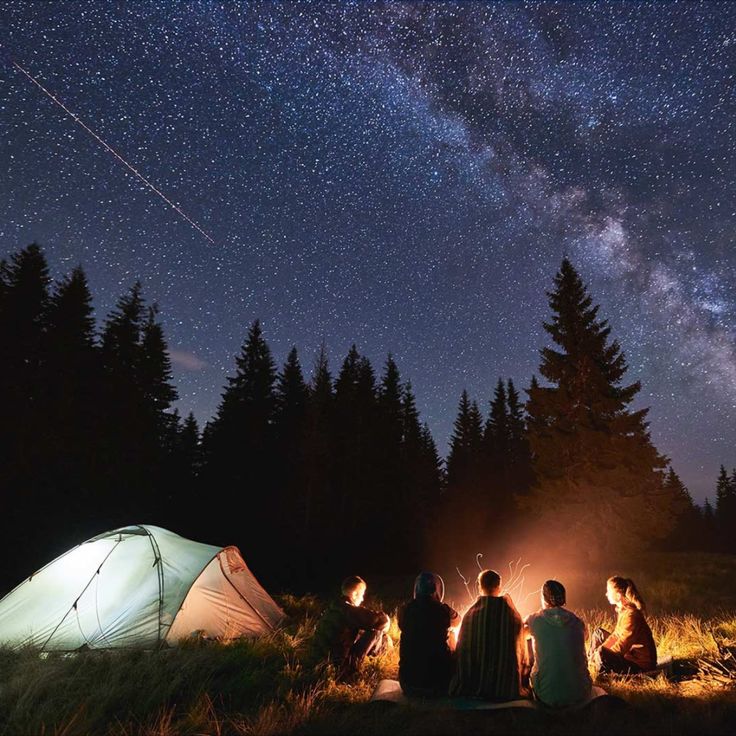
(420, 422), (444, 495)
(43, 266), (102, 540)
(274, 346), (309, 560)
(714, 467), (736, 553)
(204, 320), (277, 570)
(702, 498), (717, 551)
(164, 411), (200, 536)
(0, 245), (52, 581)
(0, 245), (51, 481)
(485, 379), (509, 468)
(483, 379), (510, 512)
(99, 283), (152, 524)
(377, 355), (404, 532)
(301, 344), (334, 579)
(662, 466), (701, 551)
(506, 379), (533, 497)
(447, 390), (474, 491)
(524, 258), (672, 560)
(140, 305), (178, 428)
(333, 346), (379, 567)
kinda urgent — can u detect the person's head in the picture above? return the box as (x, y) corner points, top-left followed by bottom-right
(477, 569), (502, 597)
(413, 571), (445, 602)
(606, 576), (646, 611)
(541, 579), (566, 609)
(342, 576), (367, 606)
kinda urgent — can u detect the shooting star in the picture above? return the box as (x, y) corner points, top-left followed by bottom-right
(10, 58), (215, 244)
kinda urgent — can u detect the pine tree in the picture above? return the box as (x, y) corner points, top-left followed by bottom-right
(274, 346), (309, 559)
(377, 355), (404, 528)
(506, 379), (533, 497)
(524, 258), (672, 560)
(140, 305), (178, 431)
(43, 266), (102, 540)
(99, 283), (153, 524)
(714, 466), (736, 552)
(333, 346), (379, 568)
(102, 282), (145, 379)
(0, 245), (51, 482)
(447, 390), (483, 491)
(420, 422), (444, 495)
(164, 411), (200, 536)
(179, 412), (201, 477)
(662, 466), (701, 551)
(204, 320), (277, 568)
(0, 245), (52, 582)
(483, 379), (510, 513)
(301, 344), (334, 580)
(702, 498), (717, 551)
(275, 347), (309, 460)
(485, 379), (509, 469)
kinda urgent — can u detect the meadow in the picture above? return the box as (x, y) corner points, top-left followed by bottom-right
(0, 552), (734, 736)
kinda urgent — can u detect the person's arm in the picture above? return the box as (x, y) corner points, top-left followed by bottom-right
(605, 608), (636, 655)
(350, 604), (389, 631)
(446, 604), (461, 626)
(523, 615), (533, 640)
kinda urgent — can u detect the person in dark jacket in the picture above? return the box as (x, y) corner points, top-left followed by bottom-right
(310, 575), (390, 679)
(589, 576), (657, 675)
(450, 569), (527, 701)
(398, 572), (460, 697)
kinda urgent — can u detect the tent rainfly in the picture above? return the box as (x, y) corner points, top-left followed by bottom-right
(0, 525), (284, 650)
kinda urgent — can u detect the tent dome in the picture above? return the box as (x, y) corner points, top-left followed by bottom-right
(0, 525), (284, 650)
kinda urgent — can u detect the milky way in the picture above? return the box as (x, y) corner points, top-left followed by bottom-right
(1, 2), (735, 501)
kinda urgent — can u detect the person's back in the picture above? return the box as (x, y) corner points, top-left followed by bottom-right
(310, 576), (389, 678)
(399, 572), (459, 697)
(450, 569), (525, 701)
(526, 607), (591, 707)
(525, 580), (591, 707)
(311, 596), (359, 664)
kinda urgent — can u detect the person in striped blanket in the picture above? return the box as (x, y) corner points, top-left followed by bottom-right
(450, 569), (528, 701)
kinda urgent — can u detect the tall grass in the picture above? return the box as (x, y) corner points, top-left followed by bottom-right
(0, 554), (734, 735)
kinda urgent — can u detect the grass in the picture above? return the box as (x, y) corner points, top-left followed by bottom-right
(0, 554), (734, 735)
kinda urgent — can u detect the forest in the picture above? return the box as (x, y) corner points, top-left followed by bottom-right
(2, 243), (735, 593)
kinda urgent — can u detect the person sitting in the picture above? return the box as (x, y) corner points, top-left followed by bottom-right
(449, 569), (527, 701)
(589, 576), (657, 675)
(310, 575), (391, 680)
(524, 580), (592, 707)
(398, 571), (460, 697)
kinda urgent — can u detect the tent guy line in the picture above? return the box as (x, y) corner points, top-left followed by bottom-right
(8, 55), (216, 245)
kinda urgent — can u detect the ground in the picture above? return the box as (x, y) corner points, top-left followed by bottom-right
(0, 552), (734, 735)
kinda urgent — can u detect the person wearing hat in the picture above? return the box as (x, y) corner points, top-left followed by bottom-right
(398, 572), (460, 697)
(524, 580), (592, 707)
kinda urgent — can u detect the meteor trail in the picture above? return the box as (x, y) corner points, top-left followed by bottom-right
(11, 59), (215, 244)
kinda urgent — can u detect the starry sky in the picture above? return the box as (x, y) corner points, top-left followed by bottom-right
(1, 2), (735, 503)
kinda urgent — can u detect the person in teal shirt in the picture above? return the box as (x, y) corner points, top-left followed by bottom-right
(524, 580), (592, 708)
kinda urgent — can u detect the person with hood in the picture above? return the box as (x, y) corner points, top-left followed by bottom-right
(310, 575), (390, 680)
(524, 580), (592, 707)
(589, 576), (657, 675)
(398, 572), (460, 697)
(449, 569), (527, 701)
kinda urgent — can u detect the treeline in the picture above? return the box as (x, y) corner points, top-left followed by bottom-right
(0, 244), (444, 589)
(0, 244), (730, 592)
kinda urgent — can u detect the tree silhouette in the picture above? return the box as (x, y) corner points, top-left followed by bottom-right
(524, 258), (673, 560)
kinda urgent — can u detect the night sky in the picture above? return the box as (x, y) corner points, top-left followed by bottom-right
(2, 2), (735, 503)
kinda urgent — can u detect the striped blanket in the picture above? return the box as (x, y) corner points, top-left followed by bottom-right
(450, 595), (525, 701)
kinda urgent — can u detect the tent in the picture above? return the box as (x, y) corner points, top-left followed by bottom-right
(0, 525), (284, 650)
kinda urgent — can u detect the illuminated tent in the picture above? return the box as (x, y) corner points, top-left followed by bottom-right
(0, 525), (284, 650)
